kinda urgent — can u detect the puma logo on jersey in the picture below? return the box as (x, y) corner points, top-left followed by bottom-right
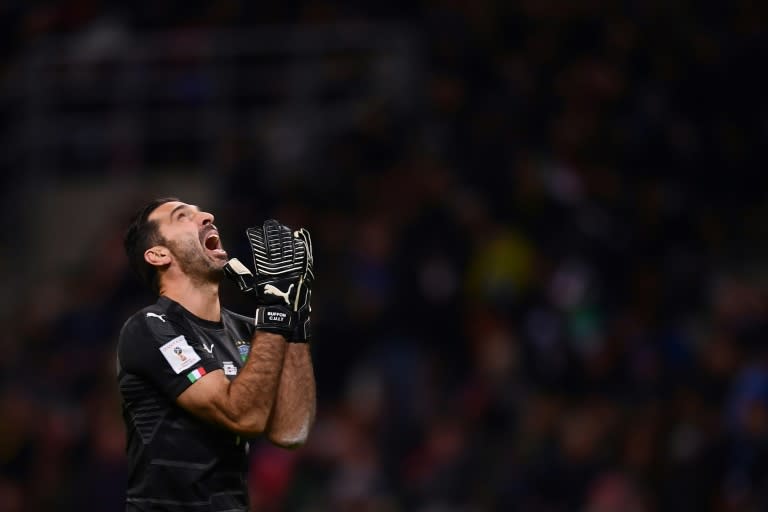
(203, 342), (215, 353)
(263, 284), (294, 305)
(146, 312), (167, 322)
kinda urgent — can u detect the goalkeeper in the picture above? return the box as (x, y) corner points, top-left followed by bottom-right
(117, 197), (316, 511)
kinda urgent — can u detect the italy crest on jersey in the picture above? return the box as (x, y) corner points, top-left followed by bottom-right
(235, 339), (250, 362)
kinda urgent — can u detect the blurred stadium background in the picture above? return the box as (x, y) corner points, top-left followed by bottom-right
(1, 1), (768, 511)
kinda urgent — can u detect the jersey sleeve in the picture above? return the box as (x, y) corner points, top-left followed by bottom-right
(118, 311), (222, 400)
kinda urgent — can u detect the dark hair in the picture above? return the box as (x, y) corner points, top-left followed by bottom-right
(124, 197), (179, 293)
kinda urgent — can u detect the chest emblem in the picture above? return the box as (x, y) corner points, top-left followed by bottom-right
(235, 339), (250, 362)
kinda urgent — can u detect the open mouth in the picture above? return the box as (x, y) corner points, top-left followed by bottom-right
(203, 230), (228, 259)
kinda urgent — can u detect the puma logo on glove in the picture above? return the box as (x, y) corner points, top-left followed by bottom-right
(263, 283), (294, 305)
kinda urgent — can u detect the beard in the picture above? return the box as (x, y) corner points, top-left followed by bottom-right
(166, 237), (222, 285)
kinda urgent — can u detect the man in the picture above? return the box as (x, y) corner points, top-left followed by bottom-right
(117, 197), (316, 511)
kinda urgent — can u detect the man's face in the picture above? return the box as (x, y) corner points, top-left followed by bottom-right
(148, 201), (228, 282)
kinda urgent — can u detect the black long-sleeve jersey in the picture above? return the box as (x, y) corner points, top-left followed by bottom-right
(117, 296), (256, 511)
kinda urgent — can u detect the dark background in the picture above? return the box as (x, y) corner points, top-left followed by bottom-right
(1, 1), (768, 510)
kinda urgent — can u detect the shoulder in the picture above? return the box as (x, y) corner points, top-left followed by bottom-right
(119, 299), (183, 347)
(117, 299), (195, 373)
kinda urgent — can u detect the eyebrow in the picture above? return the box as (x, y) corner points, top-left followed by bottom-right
(169, 203), (199, 220)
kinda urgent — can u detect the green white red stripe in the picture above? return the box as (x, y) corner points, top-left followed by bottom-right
(187, 367), (207, 383)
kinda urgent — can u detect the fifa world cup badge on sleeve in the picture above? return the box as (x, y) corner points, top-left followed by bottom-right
(159, 335), (201, 374)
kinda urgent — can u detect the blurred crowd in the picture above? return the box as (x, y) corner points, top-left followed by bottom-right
(2, 1), (768, 511)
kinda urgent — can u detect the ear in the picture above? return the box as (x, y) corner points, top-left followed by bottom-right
(145, 246), (171, 267)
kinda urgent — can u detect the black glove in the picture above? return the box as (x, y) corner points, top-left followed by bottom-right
(224, 220), (313, 341)
(291, 228), (314, 342)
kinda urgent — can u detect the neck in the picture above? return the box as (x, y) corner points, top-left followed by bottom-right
(160, 279), (222, 322)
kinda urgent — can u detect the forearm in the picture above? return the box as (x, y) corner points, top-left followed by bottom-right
(265, 343), (316, 447)
(221, 331), (287, 433)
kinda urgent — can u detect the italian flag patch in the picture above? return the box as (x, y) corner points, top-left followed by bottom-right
(187, 367), (207, 383)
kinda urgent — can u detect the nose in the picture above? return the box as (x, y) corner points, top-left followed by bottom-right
(199, 210), (215, 226)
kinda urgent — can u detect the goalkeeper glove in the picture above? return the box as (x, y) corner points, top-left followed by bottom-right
(224, 219), (313, 341)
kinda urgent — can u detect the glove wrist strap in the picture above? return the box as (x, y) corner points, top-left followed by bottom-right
(254, 305), (293, 336)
